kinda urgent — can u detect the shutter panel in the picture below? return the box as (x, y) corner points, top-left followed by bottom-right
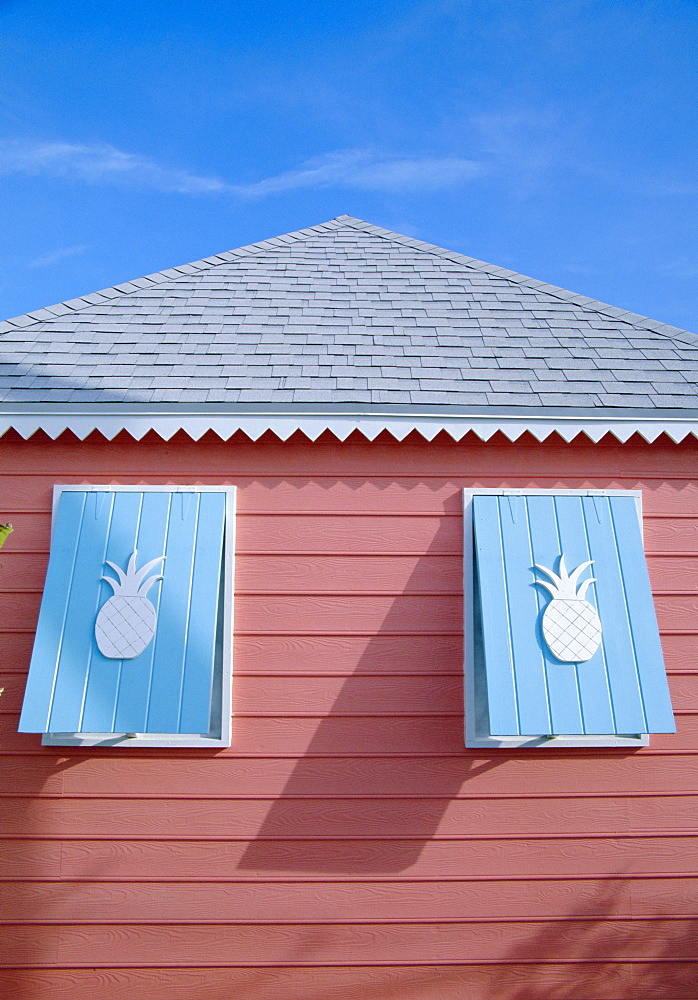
(19, 488), (228, 736)
(472, 492), (675, 737)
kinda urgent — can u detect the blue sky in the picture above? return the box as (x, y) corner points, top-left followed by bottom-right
(1, 0), (696, 331)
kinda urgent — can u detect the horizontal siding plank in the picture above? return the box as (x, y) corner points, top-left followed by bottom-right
(237, 515), (698, 558)
(661, 633), (698, 672)
(0, 476), (50, 510)
(3, 752), (698, 801)
(4, 630), (692, 681)
(233, 632), (696, 677)
(234, 554), (463, 594)
(239, 480), (466, 515)
(8, 532), (698, 593)
(5, 517), (697, 567)
(2, 795), (696, 840)
(238, 477), (698, 516)
(2, 877), (697, 923)
(3, 427), (697, 480)
(0, 635), (465, 678)
(0, 593), (41, 632)
(0, 717), (60, 751)
(0, 513), (51, 552)
(0, 841), (64, 879)
(0, 552), (49, 592)
(234, 595), (462, 635)
(236, 515), (462, 554)
(234, 635), (464, 675)
(2, 552), (465, 597)
(1, 675), (465, 719)
(643, 518), (698, 554)
(4, 712), (698, 753)
(0, 593), (465, 636)
(0, 673), (29, 713)
(2, 964), (697, 1000)
(50, 753), (698, 800)
(0, 757), (64, 796)
(1, 919), (696, 966)
(632, 481), (698, 515)
(654, 596), (698, 631)
(647, 554), (698, 592)
(8, 511), (697, 557)
(0, 633), (34, 672)
(231, 675), (464, 717)
(7, 521), (696, 578)
(5, 471), (698, 514)
(6, 835), (698, 881)
(668, 673), (698, 708)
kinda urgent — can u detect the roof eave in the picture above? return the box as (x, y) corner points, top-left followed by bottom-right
(1, 402), (697, 445)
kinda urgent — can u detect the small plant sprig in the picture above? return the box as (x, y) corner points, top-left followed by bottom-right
(0, 523), (12, 551)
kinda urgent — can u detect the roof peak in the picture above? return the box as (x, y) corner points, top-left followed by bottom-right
(1, 214), (695, 347)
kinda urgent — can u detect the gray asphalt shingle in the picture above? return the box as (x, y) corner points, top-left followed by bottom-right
(1, 215), (696, 411)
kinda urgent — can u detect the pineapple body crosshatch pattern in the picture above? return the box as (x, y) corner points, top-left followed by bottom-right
(95, 550), (166, 660)
(533, 554), (602, 662)
(18, 485), (236, 748)
(463, 488), (676, 749)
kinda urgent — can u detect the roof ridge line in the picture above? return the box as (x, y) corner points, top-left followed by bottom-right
(338, 216), (698, 347)
(2, 214), (696, 346)
(0, 217), (347, 335)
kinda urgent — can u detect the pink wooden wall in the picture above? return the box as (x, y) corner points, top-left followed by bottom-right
(0, 428), (696, 999)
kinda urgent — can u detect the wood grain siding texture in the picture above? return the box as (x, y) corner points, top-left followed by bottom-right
(0, 428), (697, 1000)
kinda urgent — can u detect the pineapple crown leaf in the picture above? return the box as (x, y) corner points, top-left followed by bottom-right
(575, 575), (596, 600)
(532, 554), (596, 600)
(101, 549), (166, 597)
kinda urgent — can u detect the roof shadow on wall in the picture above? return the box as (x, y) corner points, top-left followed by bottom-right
(237, 502), (508, 875)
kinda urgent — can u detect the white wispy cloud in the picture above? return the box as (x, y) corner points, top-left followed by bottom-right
(29, 244), (89, 268)
(233, 149), (483, 197)
(0, 139), (231, 194)
(0, 139), (484, 197)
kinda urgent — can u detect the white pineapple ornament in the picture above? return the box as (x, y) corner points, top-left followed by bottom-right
(533, 554), (602, 662)
(95, 550), (165, 659)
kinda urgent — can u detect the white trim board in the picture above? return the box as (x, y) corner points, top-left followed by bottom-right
(2, 405), (698, 445)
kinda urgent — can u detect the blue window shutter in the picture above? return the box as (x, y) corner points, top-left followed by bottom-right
(472, 492), (675, 738)
(19, 488), (228, 736)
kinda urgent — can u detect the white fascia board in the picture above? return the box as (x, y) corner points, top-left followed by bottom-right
(1, 404), (698, 445)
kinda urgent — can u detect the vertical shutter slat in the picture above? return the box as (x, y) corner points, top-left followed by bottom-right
(609, 496), (675, 733)
(496, 495), (552, 736)
(47, 491), (116, 733)
(526, 495), (584, 735)
(178, 492), (227, 734)
(110, 491), (171, 734)
(582, 496), (657, 733)
(18, 491), (88, 732)
(472, 496), (519, 736)
(80, 491), (141, 733)
(553, 495), (614, 735)
(144, 492), (200, 733)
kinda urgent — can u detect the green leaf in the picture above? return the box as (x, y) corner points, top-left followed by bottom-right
(0, 523), (12, 551)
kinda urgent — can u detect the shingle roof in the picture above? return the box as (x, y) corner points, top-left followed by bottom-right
(1, 215), (697, 442)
